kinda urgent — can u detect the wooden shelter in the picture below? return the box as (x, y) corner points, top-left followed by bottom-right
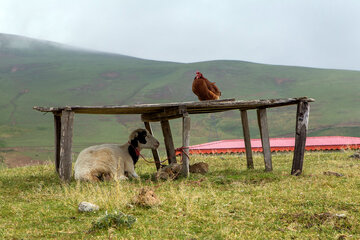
(33, 97), (314, 182)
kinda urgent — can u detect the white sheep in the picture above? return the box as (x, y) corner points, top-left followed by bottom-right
(74, 128), (160, 181)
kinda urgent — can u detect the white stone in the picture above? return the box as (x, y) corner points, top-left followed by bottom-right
(78, 201), (99, 212)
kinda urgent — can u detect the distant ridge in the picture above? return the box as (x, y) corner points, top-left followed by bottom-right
(0, 33), (359, 148)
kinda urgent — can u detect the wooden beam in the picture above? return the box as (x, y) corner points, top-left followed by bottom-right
(53, 113), (61, 174)
(33, 97), (315, 115)
(291, 101), (310, 175)
(59, 110), (74, 182)
(181, 113), (191, 177)
(257, 108), (272, 171)
(240, 110), (254, 169)
(144, 121), (161, 170)
(141, 107), (182, 122)
(160, 120), (176, 164)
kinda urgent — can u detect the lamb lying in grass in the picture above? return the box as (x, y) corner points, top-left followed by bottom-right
(74, 128), (160, 181)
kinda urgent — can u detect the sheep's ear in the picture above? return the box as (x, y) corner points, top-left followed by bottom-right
(137, 130), (147, 144)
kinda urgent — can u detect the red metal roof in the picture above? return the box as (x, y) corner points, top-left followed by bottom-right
(176, 136), (360, 154)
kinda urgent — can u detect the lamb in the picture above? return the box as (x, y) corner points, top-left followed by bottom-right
(74, 128), (160, 181)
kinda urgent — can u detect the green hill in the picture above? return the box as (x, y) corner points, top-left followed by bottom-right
(0, 33), (359, 149)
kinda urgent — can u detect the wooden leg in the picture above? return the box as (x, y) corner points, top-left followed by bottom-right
(181, 113), (191, 177)
(292, 101), (310, 175)
(59, 110), (74, 182)
(240, 110), (254, 169)
(160, 120), (176, 164)
(53, 113), (61, 174)
(144, 121), (161, 170)
(257, 108), (272, 171)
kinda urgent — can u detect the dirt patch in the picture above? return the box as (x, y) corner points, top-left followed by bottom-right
(274, 78), (293, 85)
(101, 72), (120, 79)
(132, 187), (160, 207)
(280, 212), (351, 230)
(189, 162), (209, 174)
(1, 151), (48, 168)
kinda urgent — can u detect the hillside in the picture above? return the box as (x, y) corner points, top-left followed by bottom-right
(0, 33), (359, 149)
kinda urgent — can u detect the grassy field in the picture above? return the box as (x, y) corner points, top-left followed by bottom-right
(1, 151), (360, 239)
(0, 33), (359, 149)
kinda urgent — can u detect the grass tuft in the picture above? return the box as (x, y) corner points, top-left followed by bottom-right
(88, 210), (136, 233)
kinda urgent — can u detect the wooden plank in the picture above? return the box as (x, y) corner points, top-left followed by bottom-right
(144, 121), (161, 170)
(53, 113), (61, 174)
(257, 108), (272, 171)
(240, 110), (254, 169)
(59, 110), (74, 182)
(160, 120), (177, 164)
(291, 101), (310, 175)
(141, 107), (182, 122)
(181, 113), (191, 177)
(33, 97), (315, 115)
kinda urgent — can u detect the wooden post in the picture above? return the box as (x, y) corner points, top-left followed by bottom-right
(240, 110), (254, 169)
(291, 101), (310, 175)
(144, 121), (162, 170)
(59, 110), (74, 182)
(160, 120), (177, 164)
(257, 108), (272, 171)
(181, 113), (191, 177)
(53, 113), (61, 174)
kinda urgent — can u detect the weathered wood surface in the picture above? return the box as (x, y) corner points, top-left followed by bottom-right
(181, 113), (191, 177)
(33, 97), (314, 115)
(257, 108), (273, 171)
(141, 107), (182, 122)
(240, 110), (254, 169)
(53, 114), (61, 174)
(161, 120), (177, 164)
(144, 121), (162, 170)
(291, 101), (310, 175)
(59, 110), (74, 182)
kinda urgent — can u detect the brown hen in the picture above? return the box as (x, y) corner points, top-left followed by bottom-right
(192, 71), (221, 101)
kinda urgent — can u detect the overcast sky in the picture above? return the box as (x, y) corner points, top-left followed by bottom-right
(1, 0), (360, 71)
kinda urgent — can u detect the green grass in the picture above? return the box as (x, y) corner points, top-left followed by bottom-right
(1, 151), (360, 239)
(0, 33), (359, 149)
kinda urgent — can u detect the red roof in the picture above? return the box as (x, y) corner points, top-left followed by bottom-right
(176, 136), (360, 154)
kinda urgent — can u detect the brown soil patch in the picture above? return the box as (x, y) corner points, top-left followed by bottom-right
(190, 162), (209, 174)
(132, 187), (160, 207)
(1, 152), (48, 168)
(275, 78), (293, 84)
(101, 72), (120, 79)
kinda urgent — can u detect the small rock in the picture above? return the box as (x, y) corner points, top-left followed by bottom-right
(126, 203), (134, 209)
(350, 152), (360, 159)
(335, 213), (347, 218)
(189, 162), (209, 174)
(323, 171), (344, 177)
(78, 201), (99, 212)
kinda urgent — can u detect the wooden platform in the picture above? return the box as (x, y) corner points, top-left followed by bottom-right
(34, 97), (314, 182)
